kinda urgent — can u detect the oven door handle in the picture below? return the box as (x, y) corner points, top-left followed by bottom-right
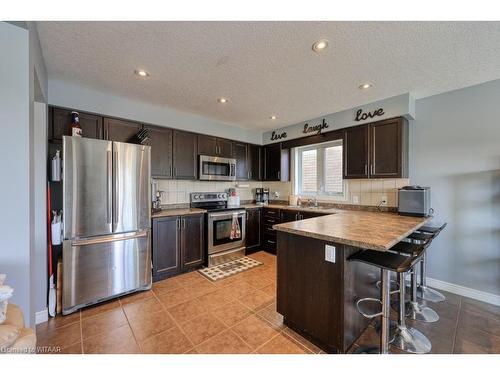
(209, 211), (246, 218)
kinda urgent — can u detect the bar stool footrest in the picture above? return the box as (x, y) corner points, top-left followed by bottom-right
(356, 298), (383, 319)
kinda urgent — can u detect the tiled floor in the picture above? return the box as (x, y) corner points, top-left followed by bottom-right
(36, 251), (500, 354)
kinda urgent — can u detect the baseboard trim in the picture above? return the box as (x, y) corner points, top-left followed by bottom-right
(426, 277), (500, 307)
(35, 309), (48, 325)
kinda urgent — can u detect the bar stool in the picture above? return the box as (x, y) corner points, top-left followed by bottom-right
(413, 223), (448, 302)
(349, 248), (428, 354)
(401, 232), (439, 323)
(389, 241), (432, 353)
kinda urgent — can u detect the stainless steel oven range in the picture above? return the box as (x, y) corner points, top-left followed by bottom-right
(190, 192), (246, 266)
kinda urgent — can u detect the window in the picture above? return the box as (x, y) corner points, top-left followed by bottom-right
(295, 140), (343, 196)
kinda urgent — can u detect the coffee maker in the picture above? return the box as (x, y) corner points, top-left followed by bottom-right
(255, 188), (270, 205)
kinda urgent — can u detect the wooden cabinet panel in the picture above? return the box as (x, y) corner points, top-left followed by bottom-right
(234, 142), (249, 180)
(197, 135), (233, 158)
(197, 134), (218, 156)
(245, 208), (261, 253)
(248, 144), (262, 181)
(152, 216), (181, 281)
(173, 130), (197, 180)
(147, 126), (173, 178)
(263, 143), (281, 181)
(276, 233), (343, 352)
(280, 210), (299, 223)
(104, 117), (142, 143)
(264, 143), (289, 181)
(343, 124), (369, 179)
(217, 138), (234, 158)
(370, 118), (407, 178)
(181, 214), (204, 269)
(51, 108), (103, 140)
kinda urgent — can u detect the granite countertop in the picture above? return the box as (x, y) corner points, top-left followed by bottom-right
(151, 207), (207, 218)
(273, 210), (431, 251)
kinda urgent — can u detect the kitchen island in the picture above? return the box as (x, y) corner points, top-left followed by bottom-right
(273, 210), (430, 353)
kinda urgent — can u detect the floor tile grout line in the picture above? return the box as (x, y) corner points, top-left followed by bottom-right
(118, 295), (143, 353)
(151, 288), (198, 352)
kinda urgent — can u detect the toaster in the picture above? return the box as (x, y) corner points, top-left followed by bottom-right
(398, 186), (431, 217)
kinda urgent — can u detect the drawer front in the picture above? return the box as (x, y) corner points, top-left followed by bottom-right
(263, 208), (280, 219)
(263, 216), (279, 226)
(263, 224), (277, 236)
(262, 234), (277, 251)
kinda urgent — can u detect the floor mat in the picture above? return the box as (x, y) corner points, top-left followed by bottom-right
(198, 257), (262, 281)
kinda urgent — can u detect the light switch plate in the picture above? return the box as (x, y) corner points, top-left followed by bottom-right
(325, 245), (336, 263)
(381, 195), (388, 206)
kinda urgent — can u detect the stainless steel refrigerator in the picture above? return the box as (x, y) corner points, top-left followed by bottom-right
(62, 136), (151, 315)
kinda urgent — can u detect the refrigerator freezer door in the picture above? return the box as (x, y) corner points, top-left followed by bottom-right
(113, 142), (151, 233)
(63, 136), (113, 239)
(62, 230), (152, 314)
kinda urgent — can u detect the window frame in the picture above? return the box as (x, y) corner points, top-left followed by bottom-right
(295, 139), (345, 198)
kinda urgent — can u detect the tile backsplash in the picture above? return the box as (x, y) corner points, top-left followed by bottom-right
(154, 178), (409, 208)
(155, 180), (263, 205)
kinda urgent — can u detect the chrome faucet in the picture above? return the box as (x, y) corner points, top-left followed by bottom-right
(308, 198), (319, 208)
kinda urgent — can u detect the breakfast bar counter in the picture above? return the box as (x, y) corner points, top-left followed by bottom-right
(273, 210), (431, 250)
(272, 210), (431, 353)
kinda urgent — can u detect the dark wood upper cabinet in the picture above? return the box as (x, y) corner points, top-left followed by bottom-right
(197, 134), (233, 158)
(343, 117), (408, 179)
(234, 142), (249, 180)
(248, 144), (262, 181)
(103, 117), (142, 143)
(245, 208), (261, 254)
(173, 130), (198, 180)
(343, 124), (370, 179)
(217, 138), (234, 158)
(51, 108), (103, 140)
(370, 117), (408, 178)
(152, 216), (181, 282)
(263, 143), (289, 181)
(180, 214), (204, 270)
(197, 134), (218, 156)
(146, 126), (173, 179)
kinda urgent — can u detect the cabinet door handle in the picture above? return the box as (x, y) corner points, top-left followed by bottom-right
(176, 218), (180, 230)
(277, 171), (281, 180)
(169, 166), (172, 177)
(182, 218), (186, 229)
(364, 164), (368, 175)
(371, 164), (374, 175)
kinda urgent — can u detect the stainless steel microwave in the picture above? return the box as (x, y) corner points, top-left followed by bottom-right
(199, 155), (236, 181)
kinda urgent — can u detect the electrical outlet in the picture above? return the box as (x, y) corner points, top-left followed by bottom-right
(381, 195), (388, 206)
(352, 195), (359, 204)
(325, 245), (336, 263)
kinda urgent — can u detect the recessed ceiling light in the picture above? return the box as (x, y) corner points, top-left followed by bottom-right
(270, 115), (277, 120)
(134, 69), (149, 77)
(312, 39), (329, 52)
(359, 83), (372, 90)
(217, 97), (228, 104)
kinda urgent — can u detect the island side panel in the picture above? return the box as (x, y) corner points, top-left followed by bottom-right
(276, 231), (343, 353)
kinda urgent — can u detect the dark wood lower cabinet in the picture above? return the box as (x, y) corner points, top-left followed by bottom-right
(152, 213), (204, 282)
(276, 232), (378, 353)
(152, 216), (181, 281)
(180, 214), (204, 270)
(245, 208), (261, 254)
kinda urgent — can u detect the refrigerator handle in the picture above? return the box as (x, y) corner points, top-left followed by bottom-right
(113, 148), (119, 228)
(107, 150), (112, 224)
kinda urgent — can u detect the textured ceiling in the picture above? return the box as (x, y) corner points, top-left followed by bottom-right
(37, 21), (500, 130)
